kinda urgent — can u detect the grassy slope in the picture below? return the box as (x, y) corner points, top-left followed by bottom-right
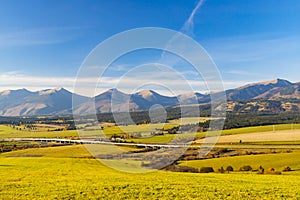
(0, 146), (299, 199)
(1, 144), (140, 158)
(221, 124), (300, 135)
(179, 151), (300, 174)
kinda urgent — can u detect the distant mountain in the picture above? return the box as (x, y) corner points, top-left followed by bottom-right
(0, 88), (88, 116)
(225, 79), (293, 101)
(2, 78), (300, 116)
(73, 89), (178, 115)
(73, 88), (137, 114)
(132, 90), (178, 108)
(178, 92), (207, 105)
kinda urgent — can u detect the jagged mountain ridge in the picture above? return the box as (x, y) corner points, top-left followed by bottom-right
(1, 78), (300, 116)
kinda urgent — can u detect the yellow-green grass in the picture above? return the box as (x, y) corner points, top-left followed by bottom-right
(102, 123), (178, 134)
(0, 144), (141, 158)
(221, 124), (300, 136)
(0, 150), (299, 199)
(179, 151), (300, 174)
(168, 117), (212, 125)
(196, 129), (300, 144)
(132, 124), (300, 144)
(0, 125), (104, 139)
(2, 123), (300, 145)
(129, 132), (206, 144)
(127, 124), (300, 144)
(246, 141), (300, 145)
(212, 144), (300, 149)
(225, 130), (300, 143)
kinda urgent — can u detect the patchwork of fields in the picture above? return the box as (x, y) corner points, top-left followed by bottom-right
(1, 122), (300, 199)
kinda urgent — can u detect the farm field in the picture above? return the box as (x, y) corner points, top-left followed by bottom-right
(2, 123), (300, 146)
(0, 146), (300, 199)
(179, 150), (300, 175)
(196, 129), (300, 144)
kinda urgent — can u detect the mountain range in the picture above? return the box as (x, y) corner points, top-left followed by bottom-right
(1, 78), (300, 116)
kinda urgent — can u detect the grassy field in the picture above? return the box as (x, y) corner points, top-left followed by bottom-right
(1, 144), (142, 159)
(221, 124), (300, 135)
(0, 125), (80, 138)
(168, 117), (212, 124)
(1, 122), (300, 199)
(179, 151), (300, 174)
(196, 129), (300, 144)
(0, 145), (300, 199)
(0, 123), (179, 139)
(1, 123), (300, 145)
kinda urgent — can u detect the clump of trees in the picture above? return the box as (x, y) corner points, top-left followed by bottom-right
(217, 167), (225, 173)
(164, 165), (199, 173)
(282, 166), (292, 172)
(265, 168), (281, 175)
(239, 165), (253, 172)
(226, 166), (234, 172)
(200, 167), (214, 173)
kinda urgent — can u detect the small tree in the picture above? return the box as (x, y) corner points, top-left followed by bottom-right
(282, 166), (292, 172)
(218, 167), (225, 173)
(239, 165), (252, 171)
(257, 166), (264, 174)
(226, 165), (234, 172)
(200, 167), (214, 173)
(266, 168), (281, 175)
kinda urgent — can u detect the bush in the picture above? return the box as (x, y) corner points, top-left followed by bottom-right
(239, 165), (252, 171)
(282, 166), (292, 172)
(165, 165), (199, 173)
(226, 165), (234, 172)
(217, 167), (225, 173)
(200, 167), (214, 173)
(265, 168), (281, 175)
(257, 166), (264, 174)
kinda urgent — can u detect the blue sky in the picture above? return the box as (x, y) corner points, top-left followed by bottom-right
(0, 0), (300, 95)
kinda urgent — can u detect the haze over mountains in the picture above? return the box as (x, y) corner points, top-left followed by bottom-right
(1, 78), (300, 116)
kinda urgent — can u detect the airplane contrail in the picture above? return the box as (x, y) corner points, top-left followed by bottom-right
(182, 0), (205, 35)
(159, 0), (206, 65)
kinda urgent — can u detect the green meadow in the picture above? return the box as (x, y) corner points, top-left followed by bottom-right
(1, 122), (300, 199)
(179, 151), (300, 174)
(0, 145), (300, 199)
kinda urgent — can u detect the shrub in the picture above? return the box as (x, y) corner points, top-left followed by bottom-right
(268, 168), (275, 172)
(265, 168), (281, 175)
(226, 166), (234, 172)
(257, 166), (264, 174)
(200, 167), (214, 173)
(165, 165), (199, 173)
(282, 166), (292, 172)
(239, 165), (252, 171)
(217, 167), (225, 173)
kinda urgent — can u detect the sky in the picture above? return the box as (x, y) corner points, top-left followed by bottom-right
(0, 0), (300, 96)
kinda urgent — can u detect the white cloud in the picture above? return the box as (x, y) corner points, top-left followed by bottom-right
(0, 70), (250, 97)
(0, 26), (84, 47)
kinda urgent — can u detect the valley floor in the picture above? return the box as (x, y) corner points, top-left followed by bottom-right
(0, 145), (300, 199)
